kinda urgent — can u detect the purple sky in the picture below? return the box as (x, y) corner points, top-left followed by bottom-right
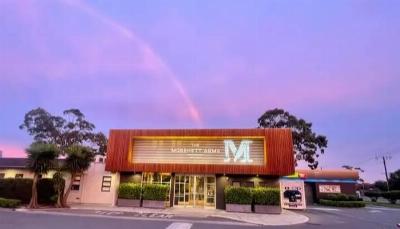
(1, 0), (399, 182)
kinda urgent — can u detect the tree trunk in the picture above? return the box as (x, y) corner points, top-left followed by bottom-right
(55, 186), (64, 208)
(62, 172), (75, 208)
(28, 174), (39, 209)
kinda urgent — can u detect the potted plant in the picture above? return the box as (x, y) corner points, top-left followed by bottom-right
(253, 187), (281, 214)
(142, 184), (170, 209)
(117, 183), (142, 207)
(224, 186), (253, 213)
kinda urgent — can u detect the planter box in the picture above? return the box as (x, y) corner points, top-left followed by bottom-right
(225, 204), (252, 213)
(254, 205), (282, 214)
(142, 200), (166, 209)
(117, 199), (141, 207)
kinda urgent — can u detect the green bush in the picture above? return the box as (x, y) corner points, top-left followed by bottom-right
(118, 183), (142, 199)
(224, 187), (253, 205)
(142, 184), (169, 201)
(364, 191), (381, 202)
(324, 193), (360, 202)
(320, 199), (365, 208)
(0, 197), (21, 208)
(381, 191), (400, 204)
(253, 187), (280, 205)
(0, 178), (57, 204)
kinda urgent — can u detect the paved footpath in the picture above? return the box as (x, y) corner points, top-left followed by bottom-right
(14, 204), (309, 226)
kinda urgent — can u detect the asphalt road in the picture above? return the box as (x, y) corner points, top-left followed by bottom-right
(279, 206), (400, 229)
(0, 206), (399, 229)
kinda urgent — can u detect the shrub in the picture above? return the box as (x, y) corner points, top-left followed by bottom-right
(0, 197), (21, 208)
(253, 187), (280, 206)
(320, 199), (365, 208)
(37, 178), (57, 204)
(142, 184), (169, 201)
(324, 193), (360, 202)
(118, 183), (142, 199)
(381, 191), (400, 204)
(364, 191), (381, 202)
(0, 178), (32, 203)
(0, 178), (56, 204)
(224, 187), (253, 205)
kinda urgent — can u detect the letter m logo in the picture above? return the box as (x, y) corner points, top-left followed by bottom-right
(224, 140), (253, 163)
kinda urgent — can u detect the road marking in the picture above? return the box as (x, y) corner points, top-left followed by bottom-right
(165, 222), (192, 229)
(368, 210), (382, 213)
(366, 207), (400, 211)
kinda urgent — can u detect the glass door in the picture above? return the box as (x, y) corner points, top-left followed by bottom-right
(205, 176), (216, 208)
(173, 175), (215, 208)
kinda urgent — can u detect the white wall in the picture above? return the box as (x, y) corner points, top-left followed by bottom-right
(77, 156), (119, 206)
(0, 156), (120, 206)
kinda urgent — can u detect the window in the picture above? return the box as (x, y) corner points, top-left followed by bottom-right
(101, 176), (112, 192)
(142, 173), (171, 202)
(232, 181), (241, 187)
(0, 173), (5, 179)
(242, 181), (254, 188)
(71, 175), (81, 191)
(142, 172), (171, 185)
(15, 174), (23, 178)
(98, 157), (104, 163)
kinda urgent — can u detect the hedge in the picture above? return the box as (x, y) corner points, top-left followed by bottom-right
(0, 178), (57, 204)
(253, 187), (280, 205)
(323, 193), (361, 202)
(381, 191), (400, 204)
(364, 191), (381, 202)
(224, 187), (253, 205)
(142, 184), (169, 201)
(0, 197), (21, 208)
(320, 199), (365, 208)
(118, 183), (142, 199)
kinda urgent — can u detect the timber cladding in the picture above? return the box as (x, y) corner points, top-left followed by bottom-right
(105, 129), (294, 176)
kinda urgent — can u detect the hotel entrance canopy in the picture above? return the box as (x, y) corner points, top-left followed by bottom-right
(105, 129), (294, 176)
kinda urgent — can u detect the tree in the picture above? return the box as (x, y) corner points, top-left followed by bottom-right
(258, 108), (328, 169)
(62, 145), (95, 207)
(20, 107), (107, 155)
(388, 169), (400, 190)
(26, 143), (59, 208)
(374, 180), (389, 191)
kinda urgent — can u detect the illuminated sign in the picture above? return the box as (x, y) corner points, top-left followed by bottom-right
(131, 138), (264, 165)
(319, 185), (341, 193)
(224, 140), (253, 163)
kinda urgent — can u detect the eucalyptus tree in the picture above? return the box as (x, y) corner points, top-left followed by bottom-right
(20, 107), (107, 155)
(258, 108), (328, 169)
(26, 143), (59, 208)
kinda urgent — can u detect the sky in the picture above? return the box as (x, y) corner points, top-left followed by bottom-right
(0, 0), (399, 183)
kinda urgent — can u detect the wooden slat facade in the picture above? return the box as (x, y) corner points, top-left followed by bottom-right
(105, 129), (294, 176)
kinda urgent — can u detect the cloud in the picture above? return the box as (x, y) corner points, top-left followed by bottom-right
(0, 142), (26, 158)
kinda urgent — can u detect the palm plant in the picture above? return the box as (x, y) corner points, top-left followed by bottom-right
(52, 171), (65, 208)
(62, 145), (95, 207)
(26, 143), (59, 208)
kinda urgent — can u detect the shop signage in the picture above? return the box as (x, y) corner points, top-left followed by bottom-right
(132, 138), (264, 165)
(280, 180), (306, 210)
(319, 185), (341, 193)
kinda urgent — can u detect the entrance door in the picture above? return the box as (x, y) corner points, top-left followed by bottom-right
(174, 175), (215, 208)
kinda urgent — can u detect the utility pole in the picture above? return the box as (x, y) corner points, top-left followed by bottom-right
(382, 156), (390, 191)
